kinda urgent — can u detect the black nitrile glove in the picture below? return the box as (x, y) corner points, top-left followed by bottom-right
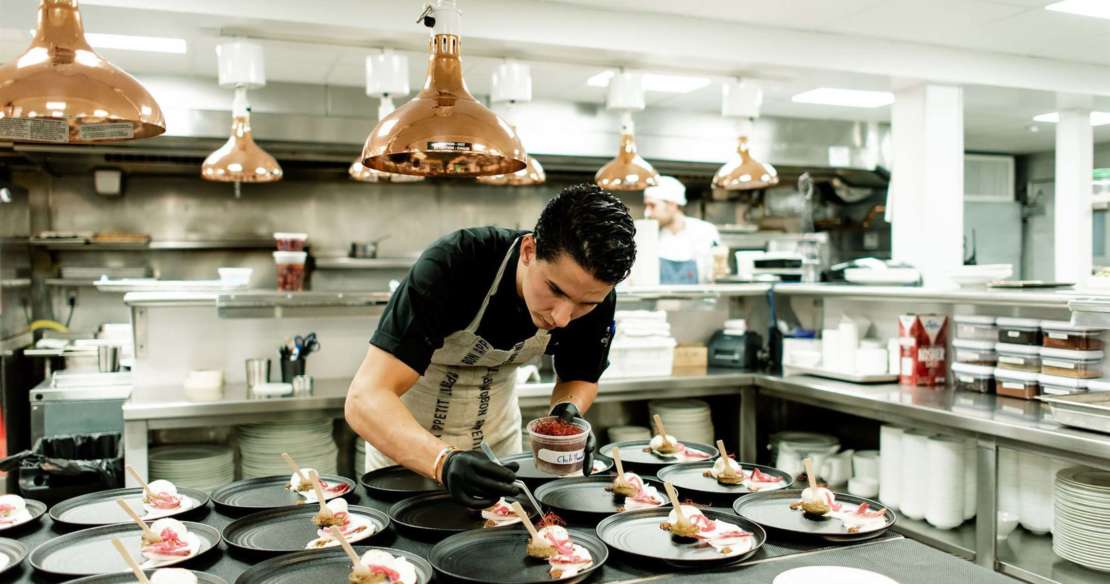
(441, 450), (520, 509)
(549, 402), (596, 476)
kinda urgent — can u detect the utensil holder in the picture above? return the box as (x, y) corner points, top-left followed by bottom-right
(280, 356), (306, 383)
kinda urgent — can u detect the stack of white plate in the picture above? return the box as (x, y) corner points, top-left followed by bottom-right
(238, 418), (338, 479)
(1054, 466), (1110, 572)
(355, 439), (368, 474)
(608, 425), (651, 443)
(149, 444), (234, 494)
(649, 399), (714, 444)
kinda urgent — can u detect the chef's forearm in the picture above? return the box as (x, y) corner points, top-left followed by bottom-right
(346, 382), (447, 480)
(550, 380), (598, 413)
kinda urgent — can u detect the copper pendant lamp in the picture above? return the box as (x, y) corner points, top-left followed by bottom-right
(360, 0), (526, 177)
(478, 152), (545, 186)
(595, 71), (658, 191)
(201, 87), (283, 196)
(714, 79), (778, 191)
(0, 0), (165, 144)
(350, 51), (423, 184)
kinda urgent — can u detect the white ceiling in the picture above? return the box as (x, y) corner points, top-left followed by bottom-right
(2, 0), (1110, 153)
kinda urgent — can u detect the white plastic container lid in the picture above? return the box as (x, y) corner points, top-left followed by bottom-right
(273, 232), (308, 240)
(951, 363), (995, 377)
(1039, 320), (1105, 333)
(1037, 374), (1088, 389)
(273, 251), (307, 264)
(1040, 347), (1104, 361)
(995, 343), (1040, 355)
(994, 368), (1040, 382)
(1087, 379), (1110, 392)
(610, 336), (677, 349)
(996, 317), (1041, 329)
(954, 315), (996, 325)
(952, 339), (996, 351)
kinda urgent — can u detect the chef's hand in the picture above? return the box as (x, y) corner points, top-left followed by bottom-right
(550, 402), (596, 477)
(440, 450), (520, 508)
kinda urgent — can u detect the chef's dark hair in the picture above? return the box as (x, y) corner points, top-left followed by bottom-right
(534, 183), (636, 284)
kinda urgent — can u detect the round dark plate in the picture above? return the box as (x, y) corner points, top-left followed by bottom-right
(598, 440), (718, 473)
(29, 521), (220, 577)
(732, 490), (896, 542)
(50, 488), (208, 527)
(534, 476), (669, 523)
(0, 538), (27, 577)
(595, 507), (766, 568)
(223, 504), (390, 554)
(0, 499), (46, 532)
(656, 461), (793, 502)
(211, 475), (354, 513)
(70, 570), (226, 584)
(430, 526), (608, 584)
(388, 492), (536, 539)
(359, 465), (441, 500)
(236, 546), (433, 584)
(501, 453), (614, 485)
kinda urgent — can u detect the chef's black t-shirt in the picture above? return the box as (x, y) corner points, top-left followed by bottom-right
(370, 226), (615, 382)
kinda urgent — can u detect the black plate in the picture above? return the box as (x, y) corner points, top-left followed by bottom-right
(359, 465), (441, 500)
(223, 504), (390, 554)
(598, 440), (718, 473)
(501, 453), (614, 485)
(211, 475), (355, 513)
(430, 526), (608, 584)
(50, 488), (208, 527)
(595, 507), (766, 568)
(732, 490), (896, 542)
(388, 492), (536, 539)
(0, 499), (46, 532)
(0, 538), (27, 577)
(236, 546), (433, 584)
(656, 462), (793, 502)
(29, 521), (220, 577)
(70, 570), (226, 584)
(534, 476), (669, 522)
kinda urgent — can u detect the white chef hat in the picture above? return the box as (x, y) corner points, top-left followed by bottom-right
(643, 175), (686, 206)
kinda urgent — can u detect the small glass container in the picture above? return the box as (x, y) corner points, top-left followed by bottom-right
(951, 363), (995, 393)
(1040, 348), (1104, 379)
(954, 315), (997, 342)
(996, 318), (1042, 346)
(273, 251), (307, 292)
(952, 339), (997, 366)
(274, 232), (308, 251)
(1038, 374), (1088, 396)
(994, 368), (1040, 400)
(527, 416), (591, 475)
(995, 343), (1041, 373)
(1040, 321), (1105, 351)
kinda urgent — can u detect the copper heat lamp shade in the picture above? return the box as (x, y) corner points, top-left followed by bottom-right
(349, 160), (424, 183)
(201, 114), (282, 184)
(595, 131), (659, 191)
(360, 34), (527, 177)
(477, 155), (545, 186)
(0, 0), (165, 144)
(713, 136), (779, 191)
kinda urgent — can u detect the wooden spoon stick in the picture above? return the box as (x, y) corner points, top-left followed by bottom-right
(611, 446), (625, 480)
(803, 458), (817, 490)
(281, 452), (307, 484)
(329, 526), (364, 572)
(111, 538), (149, 584)
(716, 440), (737, 477)
(126, 465), (151, 495)
(510, 501), (540, 540)
(310, 471), (331, 516)
(662, 481), (687, 525)
(115, 498), (159, 542)
(652, 415), (669, 440)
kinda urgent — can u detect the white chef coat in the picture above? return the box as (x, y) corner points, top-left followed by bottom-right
(658, 216), (721, 262)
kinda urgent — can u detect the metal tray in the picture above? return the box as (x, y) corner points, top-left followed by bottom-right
(656, 461), (793, 503)
(0, 538), (27, 577)
(359, 465), (441, 500)
(223, 504), (389, 554)
(235, 546), (433, 584)
(430, 526), (608, 584)
(70, 570), (226, 584)
(785, 365), (898, 384)
(0, 499), (46, 532)
(534, 476), (669, 523)
(597, 440), (718, 473)
(594, 507), (766, 568)
(50, 488), (208, 527)
(29, 521), (220, 577)
(211, 475), (355, 513)
(1041, 392), (1110, 434)
(388, 492), (536, 540)
(732, 490), (895, 543)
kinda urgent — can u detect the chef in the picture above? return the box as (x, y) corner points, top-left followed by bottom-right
(345, 184), (637, 508)
(643, 176), (722, 284)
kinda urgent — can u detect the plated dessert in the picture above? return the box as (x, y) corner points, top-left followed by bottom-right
(656, 483), (756, 558)
(140, 518), (202, 569)
(306, 498), (376, 549)
(141, 481), (199, 520)
(148, 568), (200, 584)
(481, 498), (523, 528)
(703, 441), (787, 491)
(514, 502), (594, 579)
(647, 415), (711, 462)
(607, 447), (666, 510)
(788, 459), (889, 534)
(288, 468), (350, 503)
(347, 549), (419, 584)
(0, 495), (34, 528)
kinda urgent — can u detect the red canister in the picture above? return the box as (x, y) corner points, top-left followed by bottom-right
(898, 314), (949, 386)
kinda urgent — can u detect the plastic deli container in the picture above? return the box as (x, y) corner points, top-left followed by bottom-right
(527, 416), (591, 475)
(952, 339), (997, 366)
(951, 363), (995, 393)
(994, 369), (1041, 400)
(1040, 321), (1105, 351)
(954, 315), (997, 342)
(1040, 348), (1104, 379)
(1038, 375), (1088, 396)
(996, 318), (1042, 346)
(995, 343), (1041, 373)
(274, 232), (308, 251)
(273, 251), (307, 292)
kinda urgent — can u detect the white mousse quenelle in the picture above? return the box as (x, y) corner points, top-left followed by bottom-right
(0, 494), (32, 528)
(140, 518), (201, 568)
(306, 498), (376, 549)
(142, 480), (197, 519)
(348, 549), (418, 584)
(536, 525), (594, 578)
(660, 505), (755, 556)
(149, 568), (198, 584)
(288, 468), (349, 502)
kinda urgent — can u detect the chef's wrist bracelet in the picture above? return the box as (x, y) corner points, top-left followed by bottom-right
(432, 446), (457, 485)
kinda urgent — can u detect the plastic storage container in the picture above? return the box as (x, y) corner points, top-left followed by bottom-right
(1040, 321), (1105, 351)
(954, 315), (997, 342)
(604, 336), (677, 378)
(952, 339), (997, 366)
(1038, 375), (1088, 396)
(995, 343), (1041, 373)
(1040, 348), (1104, 379)
(951, 363), (995, 393)
(996, 318), (1042, 346)
(527, 416), (591, 475)
(273, 232), (308, 251)
(273, 251), (307, 292)
(995, 369), (1040, 400)
(1088, 379), (1110, 392)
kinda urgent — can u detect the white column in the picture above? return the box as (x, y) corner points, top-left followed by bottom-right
(1054, 95), (1093, 284)
(889, 83), (964, 287)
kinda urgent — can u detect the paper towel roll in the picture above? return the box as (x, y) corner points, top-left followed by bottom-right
(879, 425), (904, 509)
(627, 219), (660, 287)
(926, 435), (965, 530)
(900, 430), (930, 520)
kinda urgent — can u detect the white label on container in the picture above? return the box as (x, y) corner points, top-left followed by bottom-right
(1043, 359), (1076, 370)
(999, 356), (1025, 365)
(0, 117), (68, 143)
(1007, 331), (1021, 338)
(1002, 382), (1024, 390)
(78, 122), (134, 141)
(958, 375), (973, 383)
(1047, 332), (1069, 340)
(537, 447), (584, 466)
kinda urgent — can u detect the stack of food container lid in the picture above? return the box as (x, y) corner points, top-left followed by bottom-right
(1038, 321), (1105, 398)
(951, 315), (998, 394)
(993, 318), (1043, 400)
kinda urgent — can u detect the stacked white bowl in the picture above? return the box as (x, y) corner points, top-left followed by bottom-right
(149, 444), (234, 494)
(900, 430), (930, 520)
(925, 435), (965, 529)
(238, 418), (338, 479)
(1019, 451), (1055, 535)
(879, 425), (903, 509)
(648, 399), (714, 444)
(1054, 466), (1110, 571)
(963, 438), (977, 521)
(608, 425), (652, 443)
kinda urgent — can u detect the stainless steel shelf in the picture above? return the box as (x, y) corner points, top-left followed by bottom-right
(45, 278), (98, 288)
(998, 528), (1108, 584)
(776, 283), (1088, 308)
(32, 239), (276, 251)
(314, 257), (416, 269)
(894, 516), (976, 561)
(0, 278), (31, 289)
(618, 283), (772, 300)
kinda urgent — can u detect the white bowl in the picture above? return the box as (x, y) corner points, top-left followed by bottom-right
(218, 267), (253, 287)
(848, 476), (879, 498)
(997, 511), (1019, 540)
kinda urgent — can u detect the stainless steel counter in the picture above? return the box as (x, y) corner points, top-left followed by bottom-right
(775, 283), (1097, 308)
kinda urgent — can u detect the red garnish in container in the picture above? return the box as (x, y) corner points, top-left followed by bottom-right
(530, 418), (583, 437)
(538, 512), (566, 528)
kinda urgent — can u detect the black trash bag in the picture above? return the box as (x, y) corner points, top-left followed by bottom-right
(18, 433), (123, 504)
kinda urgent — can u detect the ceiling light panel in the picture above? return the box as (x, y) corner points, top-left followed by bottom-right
(587, 70), (711, 94)
(791, 87), (895, 108)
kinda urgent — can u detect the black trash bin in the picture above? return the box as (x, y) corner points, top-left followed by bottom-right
(17, 433), (123, 505)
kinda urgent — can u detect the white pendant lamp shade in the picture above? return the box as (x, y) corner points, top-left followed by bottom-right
(365, 50), (410, 97)
(216, 40), (266, 89)
(607, 71), (645, 111)
(491, 61), (532, 103)
(722, 78), (762, 118)
(714, 79), (778, 191)
(596, 71), (658, 191)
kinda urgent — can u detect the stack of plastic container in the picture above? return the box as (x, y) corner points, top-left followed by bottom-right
(603, 311), (676, 379)
(951, 315), (998, 394)
(1038, 321), (1105, 397)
